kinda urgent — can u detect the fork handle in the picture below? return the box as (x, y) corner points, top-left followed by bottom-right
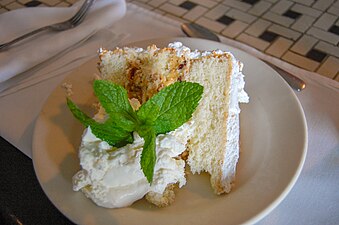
(265, 61), (306, 91)
(0, 26), (50, 51)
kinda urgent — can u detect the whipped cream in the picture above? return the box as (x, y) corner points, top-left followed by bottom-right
(73, 123), (192, 208)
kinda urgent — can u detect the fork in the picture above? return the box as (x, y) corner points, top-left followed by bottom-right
(0, 0), (95, 51)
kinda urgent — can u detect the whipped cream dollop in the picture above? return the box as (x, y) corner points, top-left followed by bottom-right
(73, 123), (192, 208)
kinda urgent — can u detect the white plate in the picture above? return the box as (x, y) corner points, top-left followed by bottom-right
(32, 37), (307, 225)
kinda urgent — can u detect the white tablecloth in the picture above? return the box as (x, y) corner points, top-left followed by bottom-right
(0, 3), (338, 225)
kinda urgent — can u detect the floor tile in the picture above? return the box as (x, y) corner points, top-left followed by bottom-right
(237, 33), (270, 51)
(169, 0), (185, 4)
(328, 25), (339, 35)
(263, 11), (294, 27)
(18, 0), (32, 4)
(270, 0), (293, 14)
(226, 8), (256, 23)
(149, 0), (168, 7)
(65, 0), (77, 4)
(259, 30), (279, 42)
(217, 14), (235, 25)
(282, 51), (319, 71)
(183, 5), (208, 21)
(327, 5), (339, 15)
(6, 1), (24, 9)
(245, 18), (272, 37)
(266, 0), (279, 3)
(306, 48), (327, 62)
(291, 15), (315, 33)
(313, 0), (335, 11)
(307, 27), (339, 45)
(179, 0), (197, 10)
(24, 0), (42, 7)
(1, 0), (16, 6)
(189, 0), (217, 8)
(283, 9), (302, 19)
(269, 24), (301, 41)
(315, 41), (339, 58)
(242, 0), (260, 5)
(195, 16), (225, 33)
(248, 0), (272, 16)
(292, 0), (315, 6)
(222, 20), (248, 38)
(316, 56), (339, 79)
(133, 1), (154, 10)
(159, 2), (187, 16)
(222, 0), (252, 11)
(313, 13), (337, 30)
(42, 0), (60, 6)
(0, 7), (8, 13)
(265, 36), (293, 57)
(291, 3), (322, 17)
(55, 1), (69, 6)
(204, 4), (229, 20)
(290, 34), (318, 55)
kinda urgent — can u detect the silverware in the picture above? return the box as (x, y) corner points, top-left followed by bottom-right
(0, 0), (95, 51)
(181, 22), (306, 91)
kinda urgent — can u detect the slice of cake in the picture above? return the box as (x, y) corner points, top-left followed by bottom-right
(184, 47), (249, 194)
(98, 42), (249, 198)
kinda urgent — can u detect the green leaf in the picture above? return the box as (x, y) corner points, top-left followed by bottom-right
(66, 97), (94, 127)
(90, 119), (134, 147)
(93, 80), (139, 132)
(67, 98), (133, 147)
(137, 82), (203, 134)
(93, 80), (133, 114)
(139, 127), (156, 183)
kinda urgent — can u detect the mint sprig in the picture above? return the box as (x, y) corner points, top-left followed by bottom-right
(67, 80), (203, 183)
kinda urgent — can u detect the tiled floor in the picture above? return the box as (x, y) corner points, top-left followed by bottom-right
(1, 0), (338, 81)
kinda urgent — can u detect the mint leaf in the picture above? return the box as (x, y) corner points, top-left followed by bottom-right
(138, 127), (156, 183)
(93, 80), (139, 132)
(67, 98), (133, 147)
(89, 119), (134, 147)
(93, 80), (133, 114)
(137, 82), (203, 134)
(66, 97), (94, 126)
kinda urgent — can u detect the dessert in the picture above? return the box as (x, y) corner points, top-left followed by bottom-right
(70, 42), (249, 208)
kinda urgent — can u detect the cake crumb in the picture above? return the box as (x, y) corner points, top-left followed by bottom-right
(62, 82), (73, 96)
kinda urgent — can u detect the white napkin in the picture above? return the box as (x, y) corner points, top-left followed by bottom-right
(0, 0), (126, 90)
(0, 30), (128, 97)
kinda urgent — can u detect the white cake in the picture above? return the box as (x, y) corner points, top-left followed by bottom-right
(72, 42), (249, 208)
